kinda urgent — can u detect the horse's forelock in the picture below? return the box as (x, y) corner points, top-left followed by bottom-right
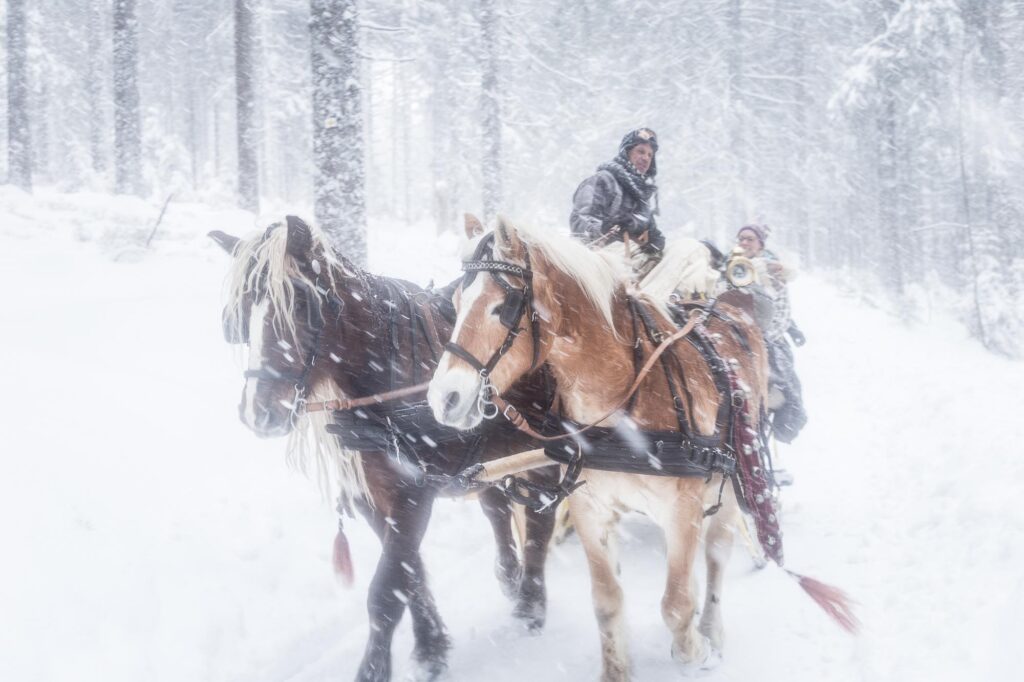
(224, 222), (339, 350)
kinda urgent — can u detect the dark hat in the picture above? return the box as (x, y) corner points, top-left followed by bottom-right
(618, 128), (659, 177)
(619, 128), (659, 155)
(737, 224), (770, 245)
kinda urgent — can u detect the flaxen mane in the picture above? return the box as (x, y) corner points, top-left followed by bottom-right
(222, 221), (367, 507)
(224, 222), (340, 348)
(488, 220), (717, 324)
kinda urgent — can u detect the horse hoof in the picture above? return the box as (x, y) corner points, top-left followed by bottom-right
(407, 656), (448, 682)
(512, 602), (546, 633)
(672, 635), (721, 677)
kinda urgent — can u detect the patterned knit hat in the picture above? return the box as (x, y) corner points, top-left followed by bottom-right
(617, 128), (658, 176)
(737, 224), (770, 245)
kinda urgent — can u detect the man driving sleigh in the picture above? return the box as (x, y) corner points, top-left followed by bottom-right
(568, 127), (807, 445)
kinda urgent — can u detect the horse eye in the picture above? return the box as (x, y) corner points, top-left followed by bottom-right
(491, 304), (502, 316)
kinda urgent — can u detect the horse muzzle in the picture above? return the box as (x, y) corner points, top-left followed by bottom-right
(239, 396), (293, 438)
(428, 365), (485, 430)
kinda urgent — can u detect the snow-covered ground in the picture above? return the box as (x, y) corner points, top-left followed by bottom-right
(1, 188), (1020, 682)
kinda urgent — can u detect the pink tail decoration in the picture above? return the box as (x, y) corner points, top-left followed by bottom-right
(788, 570), (860, 634)
(332, 525), (355, 588)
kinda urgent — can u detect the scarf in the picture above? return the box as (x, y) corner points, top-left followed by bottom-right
(597, 152), (659, 213)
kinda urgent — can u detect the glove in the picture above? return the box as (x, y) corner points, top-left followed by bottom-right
(602, 214), (643, 237)
(787, 323), (806, 347)
(643, 228), (666, 254)
(622, 215), (647, 238)
(599, 218), (622, 236)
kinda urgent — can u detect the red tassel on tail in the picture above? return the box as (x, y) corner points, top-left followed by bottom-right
(332, 524), (355, 588)
(788, 570), (860, 634)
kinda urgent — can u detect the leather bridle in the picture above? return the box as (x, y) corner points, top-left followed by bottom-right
(238, 270), (342, 418)
(443, 234), (543, 414)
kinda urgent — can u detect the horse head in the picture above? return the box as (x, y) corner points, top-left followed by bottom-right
(428, 217), (588, 430)
(210, 216), (343, 438)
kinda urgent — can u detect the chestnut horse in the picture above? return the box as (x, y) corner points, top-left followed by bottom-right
(428, 218), (770, 679)
(209, 216), (557, 682)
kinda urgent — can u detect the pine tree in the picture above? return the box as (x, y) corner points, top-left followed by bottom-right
(310, 0), (366, 263)
(87, 0), (108, 176)
(479, 0), (502, 225)
(235, 0), (260, 213)
(6, 0), (32, 190)
(113, 0), (142, 195)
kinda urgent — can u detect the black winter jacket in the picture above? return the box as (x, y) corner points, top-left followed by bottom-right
(569, 170), (665, 252)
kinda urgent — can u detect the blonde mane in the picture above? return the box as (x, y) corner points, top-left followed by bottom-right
(495, 221), (630, 332)
(639, 238), (718, 303)
(223, 219), (367, 507)
(491, 221), (717, 329)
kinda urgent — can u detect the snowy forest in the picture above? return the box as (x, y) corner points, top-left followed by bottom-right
(3, 0), (1023, 351)
(5, 3), (1024, 682)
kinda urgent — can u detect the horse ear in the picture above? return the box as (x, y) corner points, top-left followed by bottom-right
(464, 213), (485, 238)
(208, 230), (241, 255)
(494, 215), (523, 256)
(285, 215), (313, 259)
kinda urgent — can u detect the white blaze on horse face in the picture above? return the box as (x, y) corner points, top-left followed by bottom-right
(242, 299), (271, 430)
(428, 275), (488, 428)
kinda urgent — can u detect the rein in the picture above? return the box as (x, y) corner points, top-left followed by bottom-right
(239, 253), (443, 420)
(299, 288), (447, 414)
(450, 233), (704, 444)
(301, 381), (430, 414)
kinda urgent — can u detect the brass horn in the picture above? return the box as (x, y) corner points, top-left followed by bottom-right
(725, 248), (756, 288)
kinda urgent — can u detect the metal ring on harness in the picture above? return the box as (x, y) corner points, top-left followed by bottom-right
(478, 376), (500, 420)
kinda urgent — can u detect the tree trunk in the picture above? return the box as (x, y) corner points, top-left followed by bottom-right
(87, 0), (107, 175)
(789, 2), (811, 265)
(6, 0), (32, 190)
(310, 0), (367, 264)
(725, 0), (745, 229)
(235, 0), (260, 213)
(430, 2), (459, 235)
(480, 0), (502, 226)
(113, 0), (142, 195)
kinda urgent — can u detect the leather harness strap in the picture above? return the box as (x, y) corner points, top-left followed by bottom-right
(491, 309), (703, 443)
(302, 381), (431, 414)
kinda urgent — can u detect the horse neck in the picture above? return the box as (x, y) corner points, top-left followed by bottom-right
(324, 268), (393, 396)
(544, 268), (636, 423)
(325, 268), (439, 398)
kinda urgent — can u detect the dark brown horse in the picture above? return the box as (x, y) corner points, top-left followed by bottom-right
(209, 216), (557, 682)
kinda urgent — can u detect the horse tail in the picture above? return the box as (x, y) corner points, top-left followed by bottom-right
(787, 570), (860, 634)
(332, 518), (355, 588)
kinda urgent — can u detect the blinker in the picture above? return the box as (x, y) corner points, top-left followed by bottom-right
(499, 288), (526, 329)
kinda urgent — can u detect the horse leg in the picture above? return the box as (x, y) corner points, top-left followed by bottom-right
(403, 551), (451, 680)
(570, 488), (629, 682)
(660, 484), (715, 673)
(513, 468), (559, 631)
(355, 485), (449, 682)
(698, 480), (738, 653)
(478, 486), (522, 600)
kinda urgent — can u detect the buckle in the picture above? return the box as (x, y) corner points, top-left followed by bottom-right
(502, 402), (522, 424)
